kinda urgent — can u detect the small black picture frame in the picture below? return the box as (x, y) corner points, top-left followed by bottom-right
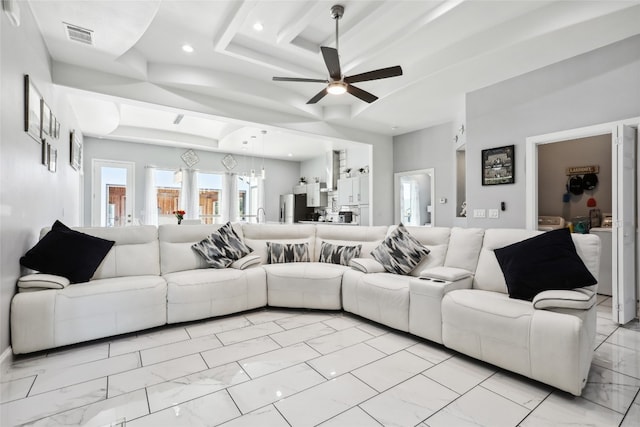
(482, 145), (515, 185)
(24, 75), (43, 143)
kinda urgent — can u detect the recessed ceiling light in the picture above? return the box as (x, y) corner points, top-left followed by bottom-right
(253, 22), (264, 31)
(287, 153), (293, 157)
(182, 44), (194, 53)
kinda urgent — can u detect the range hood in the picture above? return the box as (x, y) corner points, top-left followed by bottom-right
(322, 150), (340, 192)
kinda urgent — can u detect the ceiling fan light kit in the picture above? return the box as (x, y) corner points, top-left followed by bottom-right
(327, 81), (347, 95)
(272, 4), (402, 105)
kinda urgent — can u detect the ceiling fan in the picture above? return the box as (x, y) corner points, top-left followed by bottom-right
(272, 4), (403, 104)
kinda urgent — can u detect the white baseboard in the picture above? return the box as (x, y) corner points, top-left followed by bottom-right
(0, 345), (13, 370)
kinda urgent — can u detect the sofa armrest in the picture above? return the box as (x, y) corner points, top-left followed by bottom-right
(419, 266), (473, 282)
(230, 254), (261, 270)
(349, 258), (386, 273)
(17, 274), (70, 292)
(533, 288), (596, 310)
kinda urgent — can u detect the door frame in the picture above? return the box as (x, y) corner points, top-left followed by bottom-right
(91, 159), (135, 227)
(525, 117), (639, 322)
(394, 168), (435, 226)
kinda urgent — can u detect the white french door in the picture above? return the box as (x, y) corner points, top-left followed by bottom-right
(92, 159), (135, 227)
(612, 125), (637, 324)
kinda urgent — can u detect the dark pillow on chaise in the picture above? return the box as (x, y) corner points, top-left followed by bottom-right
(20, 220), (115, 283)
(494, 227), (596, 301)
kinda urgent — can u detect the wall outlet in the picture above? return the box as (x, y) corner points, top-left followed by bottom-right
(439, 197), (447, 204)
(488, 209), (500, 219)
(473, 209), (486, 218)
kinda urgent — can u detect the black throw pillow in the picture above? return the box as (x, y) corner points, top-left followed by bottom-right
(20, 220), (115, 283)
(494, 227), (596, 301)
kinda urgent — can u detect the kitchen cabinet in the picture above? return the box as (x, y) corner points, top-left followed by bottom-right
(338, 176), (369, 206)
(306, 182), (327, 207)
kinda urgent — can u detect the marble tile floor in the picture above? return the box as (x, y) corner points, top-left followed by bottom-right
(0, 296), (638, 427)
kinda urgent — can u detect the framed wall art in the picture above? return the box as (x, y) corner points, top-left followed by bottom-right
(481, 144), (515, 185)
(48, 146), (57, 173)
(24, 75), (42, 143)
(70, 130), (82, 171)
(41, 140), (50, 166)
(40, 99), (52, 139)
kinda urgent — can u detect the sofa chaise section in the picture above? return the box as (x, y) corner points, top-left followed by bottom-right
(441, 228), (601, 395)
(11, 226), (166, 354)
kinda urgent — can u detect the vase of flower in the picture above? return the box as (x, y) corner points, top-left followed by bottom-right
(173, 210), (185, 225)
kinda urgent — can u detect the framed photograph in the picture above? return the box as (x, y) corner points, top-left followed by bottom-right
(482, 144), (515, 185)
(70, 130), (82, 171)
(55, 119), (61, 139)
(48, 146), (57, 173)
(24, 75), (42, 143)
(40, 99), (52, 138)
(41, 140), (50, 166)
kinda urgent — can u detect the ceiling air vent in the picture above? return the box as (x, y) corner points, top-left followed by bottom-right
(64, 22), (93, 45)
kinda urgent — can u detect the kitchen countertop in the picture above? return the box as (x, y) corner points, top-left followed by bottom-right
(298, 220), (359, 226)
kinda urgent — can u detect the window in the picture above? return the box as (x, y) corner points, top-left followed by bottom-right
(238, 175), (259, 223)
(198, 172), (223, 224)
(155, 170), (181, 224)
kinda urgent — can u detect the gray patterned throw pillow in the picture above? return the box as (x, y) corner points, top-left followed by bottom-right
(318, 241), (362, 266)
(371, 223), (430, 274)
(192, 222), (252, 269)
(266, 242), (310, 264)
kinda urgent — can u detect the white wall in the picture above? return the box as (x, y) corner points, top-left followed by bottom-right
(0, 8), (81, 354)
(393, 122), (457, 227)
(538, 134), (612, 221)
(83, 138), (301, 224)
(465, 34), (640, 228)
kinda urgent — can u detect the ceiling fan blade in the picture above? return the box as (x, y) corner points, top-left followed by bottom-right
(321, 46), (342, 81)
(344, 66), (403, 84)
(346, 84), (378, 103)
(273, 77), (329, 83)
(307, 88), (328, 104)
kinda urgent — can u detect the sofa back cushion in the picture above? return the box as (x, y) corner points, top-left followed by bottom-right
(159, 223), (245, 274)
(390, 226), (451, 276)
(444, 227), (485, 272)
(242, 224), (316, 265)
(314, 225), (387, 262)
(40, 225), (160, 279)
(474, 229), (600, 294)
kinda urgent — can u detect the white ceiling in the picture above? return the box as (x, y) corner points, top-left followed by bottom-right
(26, 0), (640, 160)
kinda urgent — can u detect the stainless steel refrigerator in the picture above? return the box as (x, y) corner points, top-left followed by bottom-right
(280, 194), (313, 223)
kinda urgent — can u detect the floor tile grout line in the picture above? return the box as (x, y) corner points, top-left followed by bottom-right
(2, 377), (110, 426)
(618, 387), (640, 426)
(272, 403), (294, 427)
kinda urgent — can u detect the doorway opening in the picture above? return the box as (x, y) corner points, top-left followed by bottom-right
(92, 160), (135, 227)
(526, 118), (639, 324)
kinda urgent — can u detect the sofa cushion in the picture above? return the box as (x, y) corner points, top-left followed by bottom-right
(267, 242), (310, 264)
(371, 223), (430, 274)
(494, 228), (597, 301)
(192, 222), (252, 268)
(264, 262), (346, 309)
(318, 242), (362, 266)
(18, 273), (70, 292)
(21, 220), (115, 283)
(349, 257), (386, 273)
(420, 266), (473, 282)
(532, 289), (596, 310)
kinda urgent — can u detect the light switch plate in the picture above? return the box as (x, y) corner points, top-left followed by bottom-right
(489, 209), (499, 219)
(473, 209), (486, 218)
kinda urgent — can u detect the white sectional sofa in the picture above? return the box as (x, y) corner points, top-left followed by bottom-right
(11, 223), (600, 396)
